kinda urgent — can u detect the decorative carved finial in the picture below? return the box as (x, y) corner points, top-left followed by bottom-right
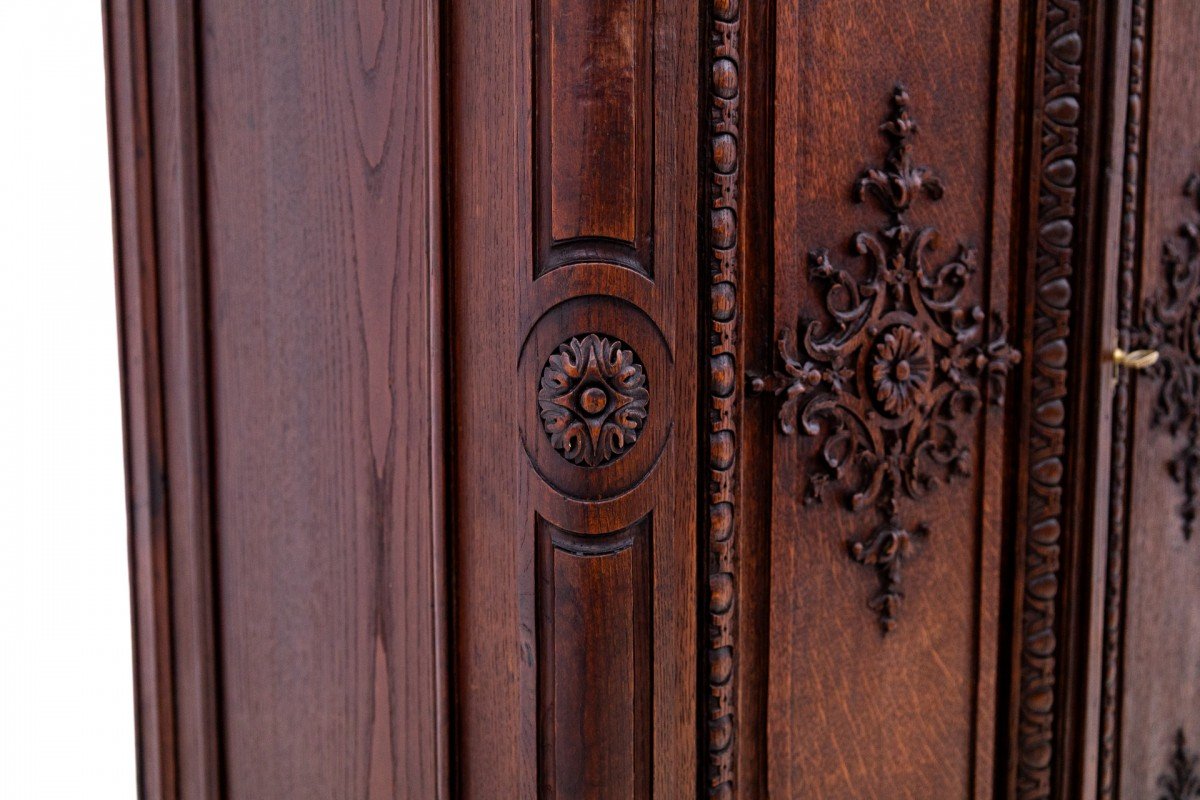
(751, 86), (1020, 632)
(538, 334), (649, 467)
(855, 85), (944, 222)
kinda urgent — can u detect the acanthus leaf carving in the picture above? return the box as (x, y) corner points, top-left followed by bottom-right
(751, 86), (1019, 632)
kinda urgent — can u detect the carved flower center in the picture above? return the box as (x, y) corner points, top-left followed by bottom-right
(579, 386), (608, 415)
(869, 325), (933, 418)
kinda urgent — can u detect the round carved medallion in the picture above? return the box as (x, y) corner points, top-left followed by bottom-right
(538, 334), (649, 467)
(869, 325), (932, 417)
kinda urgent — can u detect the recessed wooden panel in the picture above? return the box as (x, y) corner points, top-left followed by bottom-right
(537, 518), (651, 800)
(197, 2), (447, 797)
(536, 0), (653, 275)
(759, 1), (1021, 796)
(449, 0), (698, 794)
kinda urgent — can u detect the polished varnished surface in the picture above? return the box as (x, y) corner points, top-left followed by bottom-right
(105, 0), (1200, 797)
(448, 0), (699, 795)
(756, 2), (1021, 795)
(1109, 0), (1200, 795)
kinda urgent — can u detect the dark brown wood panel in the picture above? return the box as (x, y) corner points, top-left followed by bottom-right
(108, 0), (1200, 796)
(538, 517), (652, 799)
(539, 0), (653, 275)
(106, 0), (234, 796)
(448, 0), (699, 794)
(1108, 1), (1200, 796)
(1007, 0), (1117, 797)
(196, 1), (448, 797)
(753, 1), (1022, 796)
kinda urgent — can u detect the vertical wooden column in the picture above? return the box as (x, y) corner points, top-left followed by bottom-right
(705, 0), (744, 796)
(107, 0), (450, 796)
(448, 0), (700, 795)
(1005, 0), (1116, 797)
(105, 1), (220, 796)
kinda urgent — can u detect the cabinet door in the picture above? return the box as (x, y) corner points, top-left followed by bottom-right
(744, 2), (1026, 796)
(1102, 0), (1200, 796)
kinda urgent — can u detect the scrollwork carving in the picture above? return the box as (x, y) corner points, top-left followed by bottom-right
(752, 86), (1019, 632)
(538, 334), (649, 467)
(1134, 174), (1200, 540)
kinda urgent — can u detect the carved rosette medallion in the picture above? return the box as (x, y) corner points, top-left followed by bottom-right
(538, 334), (649, 467)
(1134, 174), (1200, 540)
(1159, 730), (1200, 800)
(752, 86), (1020, 632)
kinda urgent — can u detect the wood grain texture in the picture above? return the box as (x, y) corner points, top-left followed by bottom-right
(107, 0), (1200, 796)
(545, 0), (645, 245)
(537, 518), (652, 800)
(197, 0), (447, 797)
(1109, 2), (1200, 797)
(1006, 0), (1120, 796)
(105, 1), (221, 796)
(448, 0), (699, 794)
(760, 1), (1021, 795)
(536, 0), (653, 277)
(731, 0), (774, 794)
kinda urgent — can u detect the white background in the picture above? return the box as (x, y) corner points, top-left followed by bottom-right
(0, 3), (138, 797)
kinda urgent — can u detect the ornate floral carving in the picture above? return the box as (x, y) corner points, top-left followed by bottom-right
(871, 326), (933, 416)
(752, 86), (1019, 632)
(1134, 174), (1200, 540)
(707, 0), (741, 793)
(538, 334), (649, 466)
(1159, 730), (1200, 800)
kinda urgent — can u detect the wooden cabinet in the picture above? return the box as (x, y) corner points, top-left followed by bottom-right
(104, 0), (1200, 797)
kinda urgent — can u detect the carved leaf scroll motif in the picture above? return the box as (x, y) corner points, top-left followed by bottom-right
(1134, 174), (1200, 540)
(753, 86), (1020, 632)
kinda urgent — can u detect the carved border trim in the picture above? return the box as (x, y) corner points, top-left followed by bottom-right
(1018, 1), (1083, 796)
(1099, 0), (1148, 796)
(707, 0), (741, 795)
